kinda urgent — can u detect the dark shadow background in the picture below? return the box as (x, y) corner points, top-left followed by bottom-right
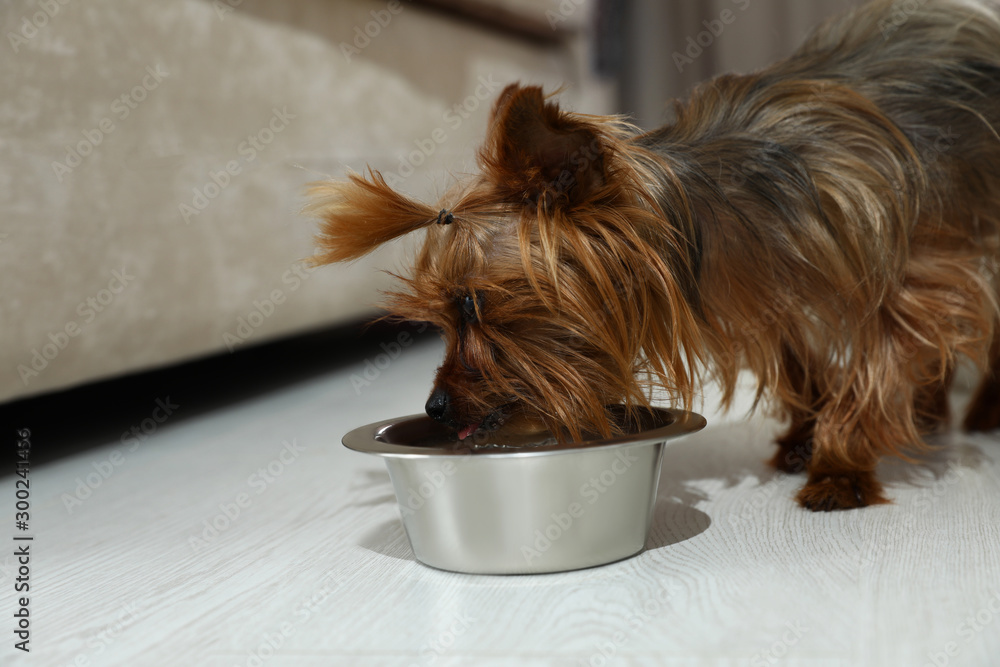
(3, 320), (435, 465)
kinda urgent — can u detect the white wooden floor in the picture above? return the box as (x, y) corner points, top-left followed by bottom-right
(3, 337), (1000, 667)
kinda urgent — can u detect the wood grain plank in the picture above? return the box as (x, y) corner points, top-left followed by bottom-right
(2, 339), (998, 667)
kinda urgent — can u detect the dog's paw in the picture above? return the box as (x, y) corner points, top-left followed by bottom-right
(796, 471), (889, 511)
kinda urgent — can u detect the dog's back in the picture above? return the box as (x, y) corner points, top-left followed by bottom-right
(794, 0), (1000, 232)
(632, 0), (1000, 508)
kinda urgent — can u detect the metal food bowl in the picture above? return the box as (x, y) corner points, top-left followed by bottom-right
(343, 406), (706, 575)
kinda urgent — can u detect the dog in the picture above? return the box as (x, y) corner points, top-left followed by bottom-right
(306, 0), (1000, 511)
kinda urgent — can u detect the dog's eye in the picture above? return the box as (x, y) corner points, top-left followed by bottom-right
(459, 293), (481, 323)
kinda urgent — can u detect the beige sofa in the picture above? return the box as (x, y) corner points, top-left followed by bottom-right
(1, 0), (614, 403)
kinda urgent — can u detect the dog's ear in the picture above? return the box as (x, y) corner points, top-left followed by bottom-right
(304, 170), (437, 264)
(481, 84), (605, 207)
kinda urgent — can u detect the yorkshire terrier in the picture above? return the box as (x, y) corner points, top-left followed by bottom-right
(306, 0), (1000, 511)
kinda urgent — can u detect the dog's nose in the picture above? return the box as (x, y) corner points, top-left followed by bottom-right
(425, 387), (451, 423)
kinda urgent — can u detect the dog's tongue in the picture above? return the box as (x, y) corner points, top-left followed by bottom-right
(458, 422), (481, 440)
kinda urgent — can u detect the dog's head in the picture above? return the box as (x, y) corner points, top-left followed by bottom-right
(306, 84), (701, 441)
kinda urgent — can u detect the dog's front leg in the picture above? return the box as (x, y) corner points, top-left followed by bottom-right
(770, 345), (822, 474)
(795, 403), (893, 512)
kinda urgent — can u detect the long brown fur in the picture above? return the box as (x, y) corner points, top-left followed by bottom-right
(307, 0), (1000, 511)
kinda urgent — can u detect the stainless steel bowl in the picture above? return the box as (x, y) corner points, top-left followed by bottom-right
(343, 406), (706, 575)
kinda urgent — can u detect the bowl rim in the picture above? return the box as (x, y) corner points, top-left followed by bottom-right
(342, 406), (706, 459)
